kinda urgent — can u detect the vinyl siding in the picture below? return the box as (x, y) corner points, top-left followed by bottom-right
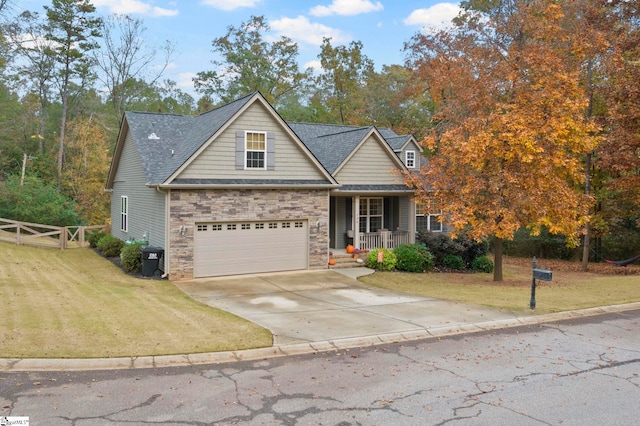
(399, 141), (421, 170)
(177, 102), (327, 181)
(110, 131), (167, 252)
(335, 135), (403, 185)
(399, 196), (410, 230)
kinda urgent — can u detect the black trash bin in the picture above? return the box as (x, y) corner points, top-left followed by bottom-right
(140, 246), (164, 277)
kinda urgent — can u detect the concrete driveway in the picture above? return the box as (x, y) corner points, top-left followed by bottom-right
(175, 270), (519, 345)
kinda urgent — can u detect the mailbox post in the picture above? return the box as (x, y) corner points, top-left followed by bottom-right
(530, 256), (552, 309)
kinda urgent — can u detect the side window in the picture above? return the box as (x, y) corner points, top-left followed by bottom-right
(405, 150), (416, 168)
(245, 131), (266, 169)
(416, 200), (442, 233)
(120, 196), (128, 232)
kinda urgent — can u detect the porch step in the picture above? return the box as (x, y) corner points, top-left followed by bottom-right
(329, 253), (365, 269)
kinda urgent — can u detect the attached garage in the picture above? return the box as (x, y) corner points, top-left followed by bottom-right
(193, 220), (308, 278)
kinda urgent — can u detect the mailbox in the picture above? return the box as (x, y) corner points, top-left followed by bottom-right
(533, 268), (552, 281)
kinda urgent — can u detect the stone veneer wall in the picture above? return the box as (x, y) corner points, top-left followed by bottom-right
(168, 188), (330, 280)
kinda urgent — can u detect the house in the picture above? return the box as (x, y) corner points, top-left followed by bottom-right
(106, 92), (442, 280)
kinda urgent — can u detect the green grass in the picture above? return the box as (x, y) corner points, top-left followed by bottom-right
(359, 261), (640, 314)
(0, 243), (272, 358)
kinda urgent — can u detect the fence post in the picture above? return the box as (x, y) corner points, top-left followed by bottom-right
(60, 227), (67, 250)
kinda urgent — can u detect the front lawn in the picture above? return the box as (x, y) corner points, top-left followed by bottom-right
(359, 257), (640, 314)
(0, 243), (272, 358)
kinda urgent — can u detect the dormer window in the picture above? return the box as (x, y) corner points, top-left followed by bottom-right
(405, 150), (416, 168)
(245, 131), (266, 169)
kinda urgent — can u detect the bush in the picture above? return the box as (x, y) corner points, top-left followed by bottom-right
(120, 243), (145, 273)
(394, 244), (434, 272)
(471, 256), (494, 273)
(503, 227), (577, 260)
(97, 235), (124, 257)
(417, 231), (489, 268)
(87, 230), (106, 248)
(0, 175), (81, 226)
(442, 254), (464, 270)
(366, 248), (397, 271)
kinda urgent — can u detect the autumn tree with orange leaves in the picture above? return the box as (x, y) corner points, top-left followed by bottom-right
(404, 0), (601, 281)
(597, 0), (640, 235)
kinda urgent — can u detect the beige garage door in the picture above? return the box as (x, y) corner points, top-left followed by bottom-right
(193, 220), (308, 278)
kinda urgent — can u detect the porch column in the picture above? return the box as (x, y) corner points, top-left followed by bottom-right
(408, 197), (416, 244)
(353, 195), (360, 249)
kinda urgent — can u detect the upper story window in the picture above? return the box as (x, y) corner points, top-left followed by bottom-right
(245, 131), (266, 169)
(405, 150), (416, 168)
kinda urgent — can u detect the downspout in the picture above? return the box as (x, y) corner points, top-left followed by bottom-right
(155, 186), (170, 279)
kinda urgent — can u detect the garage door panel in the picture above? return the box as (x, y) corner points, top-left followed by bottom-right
(194, 220), (308, 278)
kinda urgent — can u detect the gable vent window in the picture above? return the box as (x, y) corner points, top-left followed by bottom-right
(405, 150), (416, 168)
(245, 131), (266, 169)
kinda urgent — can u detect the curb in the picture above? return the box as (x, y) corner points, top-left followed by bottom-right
(3, 302), (640, 372)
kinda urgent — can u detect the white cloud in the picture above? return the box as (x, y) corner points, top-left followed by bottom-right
(304, 60), (322, 72)
(310, 0), (383, 17)
(404, 3), (460, 30)
(270, 16), (349, 46)
(176, 72), (197, 92)
(200, 0), (262, 11)
(92, 0), (178, 17)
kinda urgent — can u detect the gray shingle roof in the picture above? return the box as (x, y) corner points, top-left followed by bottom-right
(125, 93), (255, 185)
(122, 91), (414, 186)
(286, 122), (374, 173)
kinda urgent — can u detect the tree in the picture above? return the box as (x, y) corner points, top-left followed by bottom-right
(194, 15), (311, 107)
(0, 175), (80, 225)
(94, 14), (174, 123)
(61, 116), (110, 224)
(597, 0), (640, 235)
(315, 37), (374, 125)
(404, 0), (600, 281)
(5, 10), (56, 154)
(44, 0), (101, 179)
(359, 64), (435, 137)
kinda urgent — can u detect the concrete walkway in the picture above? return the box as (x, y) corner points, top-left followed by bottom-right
(3, 269), (640, 372)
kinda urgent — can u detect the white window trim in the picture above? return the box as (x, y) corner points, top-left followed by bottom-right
(416, 202), (443, 233)
(405, 150), (416, 168)
(359, 197), (384, 233)
(120, 196), (128, 232)
(245, 130), (267, 170)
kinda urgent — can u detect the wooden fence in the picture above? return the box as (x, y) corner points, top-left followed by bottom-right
(0, 218), (108, 249)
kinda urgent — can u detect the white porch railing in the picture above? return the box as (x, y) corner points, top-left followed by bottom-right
(359, 229), (410, 250)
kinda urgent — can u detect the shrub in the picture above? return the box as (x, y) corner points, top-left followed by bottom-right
(0, 175), (81, 226)
(97, 235), (124, 257)
(366, 248), (397, 271)
(394, 244), (434, 272)
(418, 231), (489, 268)
(442, 254), (464, 270)
(120, 243), (145, 273)
(471, 256), (494, 273)
(87, 230), (106, 248)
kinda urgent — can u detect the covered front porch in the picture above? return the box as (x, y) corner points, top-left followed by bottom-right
(329, 193), (416, 251)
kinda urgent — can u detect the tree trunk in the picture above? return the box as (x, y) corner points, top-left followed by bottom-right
(581, 152), (592, 272)
(57, 91), (68, 180)
(493, 237), (503, 282)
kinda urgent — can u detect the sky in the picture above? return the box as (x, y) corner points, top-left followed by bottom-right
(12, 0), (462, 98)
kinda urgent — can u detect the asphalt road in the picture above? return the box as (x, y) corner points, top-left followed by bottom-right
(2, 309), (640, 425)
